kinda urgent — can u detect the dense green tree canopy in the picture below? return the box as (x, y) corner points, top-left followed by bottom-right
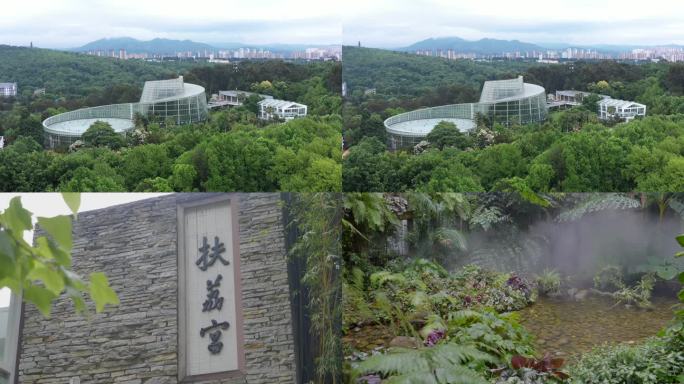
(426, 121), (471, 150)
(343, 114), (684, 192)
(0, 46), (342, 192)
(82, 121), (124, 149)
(342, 46), (684, 192)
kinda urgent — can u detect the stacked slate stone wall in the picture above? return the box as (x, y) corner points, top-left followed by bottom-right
(18, 193), (296, 384)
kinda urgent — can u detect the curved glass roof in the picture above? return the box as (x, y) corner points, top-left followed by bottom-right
(484, 83), (545, 103)
(479, 76), (545, 103)
(44, 118), (134, 136)
(384, 76), (547, 139)
(386, 118), (475, 137)
(479, 76), (524, 102)
(141, 82), (206, 103)
(43, 77), (207, 137)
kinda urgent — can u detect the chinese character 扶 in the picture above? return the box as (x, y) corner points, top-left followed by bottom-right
(196, 236), (229, 271)
(202, 274), (224, 312)
(200, 319), (230, 354)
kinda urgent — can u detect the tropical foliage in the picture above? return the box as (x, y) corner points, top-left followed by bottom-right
(0, 194), (119, 316)
(568, 327), (684, 384)
(343, 193), (684, 384)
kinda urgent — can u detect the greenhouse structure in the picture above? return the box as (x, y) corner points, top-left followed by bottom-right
(42, 76), (208, 148)
(257, 99), (308, 121)
(598, 98), (646, 121)
(384, 76), (548, 150)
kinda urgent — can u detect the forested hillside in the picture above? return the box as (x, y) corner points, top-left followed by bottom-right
(0, 45), (342, 192)
(342, 46), (684, 192)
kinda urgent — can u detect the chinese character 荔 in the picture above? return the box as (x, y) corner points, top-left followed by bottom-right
(202, 274), (224, 312)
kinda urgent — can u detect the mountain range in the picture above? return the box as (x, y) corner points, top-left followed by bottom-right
(398, 37), (544, 55)
(71, 37), (338, 54)
(395, 36), (684, 54)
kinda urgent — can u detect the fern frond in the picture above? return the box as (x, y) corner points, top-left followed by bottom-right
(370, 271), (407, 288)
(433, 366), (491, 384)
(469, 205), (509, 231)
(432, 227), (468, 251)
(556, 193), (641, 222)
(357, 347), (432, 376)
(356, 343), (494, 382)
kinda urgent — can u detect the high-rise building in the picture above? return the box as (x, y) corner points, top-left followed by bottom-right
(0, 83), (17, 97)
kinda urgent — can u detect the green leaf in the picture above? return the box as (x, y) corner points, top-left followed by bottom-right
(679, 272), (684, 284)
(89, 272), (119, 313)
(34, 237), (71, 267)
(61, 193), (81, 219)
(0, 231), (15, 260)
(37, 215), (73, 251)
(676, 251), (684, 258)
(0, 254), (15, 282)
(66, 286), (87, 314)
(27, 264), (65, 296)
(0, 277), (19, 293)
(24, 285), (56, 317)
(655, 264), (678, 280)
(677, 235), (684, 247)
(63, 270), (86, 291)
(3, 197), (32, 233)
(0, 232), (16, 281)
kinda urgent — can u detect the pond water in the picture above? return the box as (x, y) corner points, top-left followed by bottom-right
(518, 295), (679, 360)
(343, 323), (395, 353)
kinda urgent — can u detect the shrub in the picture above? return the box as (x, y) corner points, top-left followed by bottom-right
(444, 309), (535, 361)
(535, 269), (562, 297)
(494, 354), (569, 384)
(569, 329), (684, 384)
(354, 343), (495, 384)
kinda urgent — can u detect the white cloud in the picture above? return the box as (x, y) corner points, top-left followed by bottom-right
(342, 0), (684, 47)
(1, 0), (342, 47)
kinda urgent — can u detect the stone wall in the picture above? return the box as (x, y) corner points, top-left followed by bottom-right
(18, 193), (296, 384)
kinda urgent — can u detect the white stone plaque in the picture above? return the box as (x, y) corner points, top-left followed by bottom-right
(178, 197), (244, 380)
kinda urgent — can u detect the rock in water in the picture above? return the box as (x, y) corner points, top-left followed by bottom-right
(574, 289), (589, 301)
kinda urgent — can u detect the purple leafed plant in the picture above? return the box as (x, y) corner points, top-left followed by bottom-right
(425, 329), (446, 346)
(510, 354), (570, 379)
(507, 274), (531, 295)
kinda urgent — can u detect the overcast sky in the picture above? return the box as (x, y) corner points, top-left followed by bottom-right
(342, 0), (684, 48)
(0, 193), (168, 307)
(1, 0), (341, 48)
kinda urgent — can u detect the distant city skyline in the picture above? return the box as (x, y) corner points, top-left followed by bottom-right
(342, 0), (684, 48)
(2, 0), (341, 48)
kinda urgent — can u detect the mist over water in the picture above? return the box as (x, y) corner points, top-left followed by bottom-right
(456, 209), (683, 282)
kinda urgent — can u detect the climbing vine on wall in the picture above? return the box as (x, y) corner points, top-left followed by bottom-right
(289, 193), (343, 383)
